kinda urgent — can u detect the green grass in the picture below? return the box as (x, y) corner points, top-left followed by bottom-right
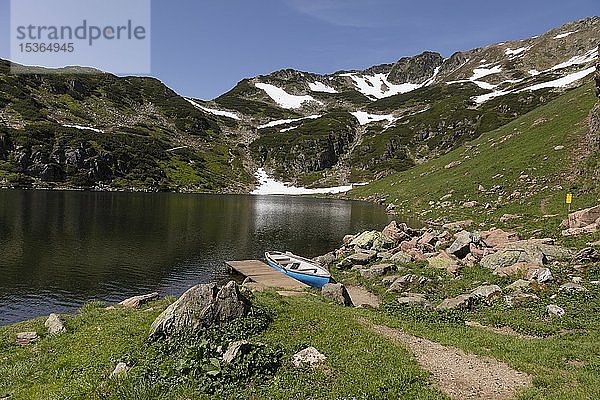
(347, 83), (600, 244)
(0, 294), (447, 400)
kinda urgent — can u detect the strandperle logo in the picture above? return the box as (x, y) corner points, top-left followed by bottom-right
(15, 20), (147, 46)
(10, 0), (151, 75)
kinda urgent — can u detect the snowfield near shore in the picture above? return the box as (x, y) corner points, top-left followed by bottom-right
(251, 169), (360, 195)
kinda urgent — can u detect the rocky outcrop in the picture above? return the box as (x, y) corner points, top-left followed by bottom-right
(148, 281), (250, 341)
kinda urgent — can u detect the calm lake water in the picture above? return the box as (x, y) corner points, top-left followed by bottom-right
(0, 190), (391, 325)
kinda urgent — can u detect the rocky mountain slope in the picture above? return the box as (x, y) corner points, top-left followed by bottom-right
(0, 17), (597, 191)
(0, 62), (253, 192)
(203, 17), (599, 187)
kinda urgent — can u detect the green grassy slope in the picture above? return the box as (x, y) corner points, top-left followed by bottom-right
(347, 82), (600, 243)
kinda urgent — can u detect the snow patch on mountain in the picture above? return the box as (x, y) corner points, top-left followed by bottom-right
(550, 48), (598, 71)
(351, 111), (396, 126)
(186, 99), (240, 120)
(255, 83), (322, 109)
(339, 73), (421, 99)
(257, 115), (321, 129)
(505, 46), (529, 56)
(474, 65), (595, 104)
(470, 65), (503, 81)
(251, 168), (357, 195)
(553, 31), (577, 39)
(423, 66), (442, 86)
(519, 66), (596, 92)
(308, 81), (338, 93)
(62, 124), (104, 133)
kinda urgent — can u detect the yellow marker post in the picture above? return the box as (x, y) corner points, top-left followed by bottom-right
(566, 193), (572, 213)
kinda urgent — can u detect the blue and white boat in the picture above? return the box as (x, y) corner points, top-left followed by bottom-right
(265, 251), (332, 288)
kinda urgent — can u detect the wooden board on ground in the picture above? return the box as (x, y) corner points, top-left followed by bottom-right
(226, 260), (309, 291)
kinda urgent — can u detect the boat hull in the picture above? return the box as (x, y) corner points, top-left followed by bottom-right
(265, 259), (331, 288)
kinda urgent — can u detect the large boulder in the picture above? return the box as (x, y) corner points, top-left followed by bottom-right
(148, 281), (250, 341)
(481, 240), (571, 270)
(350, 230), (379, 248)
(321, 283), (353, 306)
(562, 205), (600, 228)
(480, 228), (520, 248)
(396, 294), (433, 309)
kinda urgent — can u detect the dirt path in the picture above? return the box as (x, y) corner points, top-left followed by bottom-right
(361, 320), (532, 400)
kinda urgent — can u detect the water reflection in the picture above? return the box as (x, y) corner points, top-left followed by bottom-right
(0, 190), (391, 325)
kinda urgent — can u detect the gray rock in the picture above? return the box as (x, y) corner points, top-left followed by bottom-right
(343, 235), (355, 246)
(292, 346), (326, 367)
(559, 283), (588, 293)
(223, 340), (252, 363)
(481, 249), (539, 271)
(148, 281), (250, 341)
(387, 274), (430, 293)
(45, 313), (66, 335)
(360, 263), (396, 279)
(119, 292), (159, 309)
(504, 292), (539, 307)
(505, 279), (531, 292)
(446, 231), (474, 259)
(526, 267), (553, 283)
(573, 247), (600, 263)
(471, 285), (502, 303)
(321, 283), (353, 307)
(437, 294), (474, 310)
(16, 332), (38, 346)
(314, 252), (336, 267)
(350, 231), (394, 251)
(110, 362), (129, 378)
(390, 251), (412, 263)
(546, 304), (565, 316)
(346, 250), (377, 265)
(396, 295), (433, 309)
(482, 240), (571, 271)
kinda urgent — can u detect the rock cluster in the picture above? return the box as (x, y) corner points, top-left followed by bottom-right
(317, 220), (578, 314)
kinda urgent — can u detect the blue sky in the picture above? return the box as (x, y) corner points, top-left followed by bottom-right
(0, 0), (598, 99)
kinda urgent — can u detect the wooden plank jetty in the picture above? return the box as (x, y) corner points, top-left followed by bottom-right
(226, 260), (309, 291)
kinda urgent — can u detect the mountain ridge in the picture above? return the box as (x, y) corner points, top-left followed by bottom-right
(0, 17), (598, 192)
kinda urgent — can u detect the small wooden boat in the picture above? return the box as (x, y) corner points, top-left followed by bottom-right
(265, 251), (332, 288)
